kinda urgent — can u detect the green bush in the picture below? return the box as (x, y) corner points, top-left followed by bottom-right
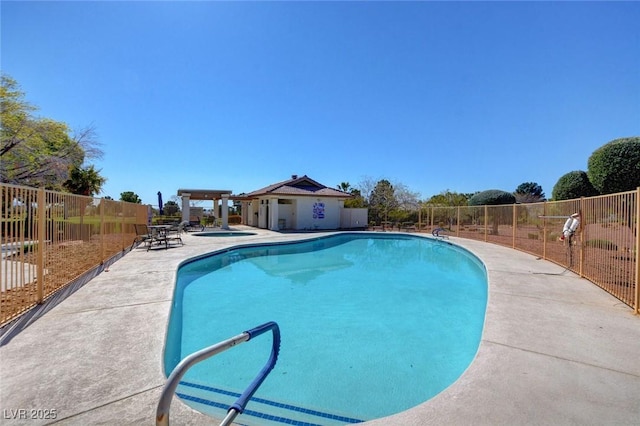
(587, 137), (640, 195)
(551, 170), (598, 200)
(585, 239), (618, 251)
(468, 189), (516, 206)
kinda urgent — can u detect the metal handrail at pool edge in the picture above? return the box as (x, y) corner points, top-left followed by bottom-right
(156, 321), (281, 426)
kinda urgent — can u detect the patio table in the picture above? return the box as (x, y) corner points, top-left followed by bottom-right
(148, 225), (183, 249)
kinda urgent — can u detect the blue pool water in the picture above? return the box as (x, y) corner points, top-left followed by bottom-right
(164, 233), (487, 425)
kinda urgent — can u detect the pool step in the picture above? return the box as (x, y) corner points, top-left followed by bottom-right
(176, 380), (364, 426)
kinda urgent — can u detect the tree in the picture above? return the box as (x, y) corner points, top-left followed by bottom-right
(394, 182), (420, 211)
(120, 191), (142, 204)
(356, 176), (378, 205)
(344, 188), (367, 208)
(587, 137), (640, 195)
(386, 182), (418, 223)
(336, 181), (366, 208)
(514, 182), (546, 203)
(369, 179), (397, 225)
(551, 171), (598, 201)
(0, 74), (104, 190)
(163, 200), (180, 216)
(63, 164), (106, 196)
(336, 182), (352, 192)
(426, 190), (469, 228)
(1, 74), (36, 157)
(2, 116), (83, 189)
(427, 190), (469, 206)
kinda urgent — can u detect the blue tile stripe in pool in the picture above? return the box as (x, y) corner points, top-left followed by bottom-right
(178, 380), (364, 425)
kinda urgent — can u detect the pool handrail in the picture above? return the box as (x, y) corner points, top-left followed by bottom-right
(156, 321), (281, 426)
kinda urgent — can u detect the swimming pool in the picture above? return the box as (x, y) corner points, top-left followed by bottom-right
(164, 233), (487, 425)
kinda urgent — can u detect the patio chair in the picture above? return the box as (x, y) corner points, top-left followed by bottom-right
(146, 226), (170, 250)
(166, 223), (184, 247)
(131, 224), (152, 250)
(185, 216), (204, 232)
(132, 224), (170, 251)
(204, 216), (217, 228)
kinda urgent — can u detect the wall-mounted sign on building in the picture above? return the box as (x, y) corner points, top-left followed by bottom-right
(313, 202), (325, 219)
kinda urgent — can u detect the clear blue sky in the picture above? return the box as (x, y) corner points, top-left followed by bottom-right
(2, 1), (639, 206)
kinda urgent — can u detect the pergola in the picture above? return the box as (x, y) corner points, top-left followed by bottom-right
(176, 189), (233, 229)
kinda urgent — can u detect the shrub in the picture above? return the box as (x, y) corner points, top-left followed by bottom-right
(228, 215), (242, 225)
(468, 190), (516, 206)
(551, 170), (598, 200)
(587, 137), (640, 195)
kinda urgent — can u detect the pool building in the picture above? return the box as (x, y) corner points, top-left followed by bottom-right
(179, 175), (368, 231)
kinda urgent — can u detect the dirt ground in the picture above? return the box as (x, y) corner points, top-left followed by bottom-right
(1, 238), (127, 325)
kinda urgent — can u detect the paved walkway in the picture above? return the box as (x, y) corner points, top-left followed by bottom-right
(0, 228), (638, 425)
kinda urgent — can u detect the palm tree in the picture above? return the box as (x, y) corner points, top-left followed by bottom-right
(63, 164), (106, 196)
(337, 182), (352, 192)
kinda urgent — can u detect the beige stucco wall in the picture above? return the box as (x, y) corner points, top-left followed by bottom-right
(248, 196), (348, 231)
(293, 197), (342, 230)
(340, 208), (368, 229)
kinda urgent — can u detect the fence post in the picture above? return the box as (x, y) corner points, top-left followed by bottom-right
(512, 204), (516, 248)
(542, 201), (547, 260)
(430, 207), (434, 229)
(484, 205), (488, 242)
(456, 206), (461, 237)
(635, 187), (640, 315)
(36, 187), (45, 304)
(121, 202), (126, 251)
(579, 198), (585, 278)
(100, 198), (105, 264)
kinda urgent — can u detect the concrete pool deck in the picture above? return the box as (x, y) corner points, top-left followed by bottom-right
(0, 227), (638, 425)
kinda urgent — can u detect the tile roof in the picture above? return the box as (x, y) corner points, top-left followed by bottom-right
(244, 175), (352, 198)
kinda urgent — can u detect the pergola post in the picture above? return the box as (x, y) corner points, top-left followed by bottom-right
(180, 193), (191, 223)
(221, 194), (229, 229)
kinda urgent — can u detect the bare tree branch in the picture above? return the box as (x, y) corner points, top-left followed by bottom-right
(72, 123), (104, 160)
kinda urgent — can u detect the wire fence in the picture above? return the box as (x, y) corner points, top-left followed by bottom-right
(1, 183), (148, 325)
(417, 189), (639, 313)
